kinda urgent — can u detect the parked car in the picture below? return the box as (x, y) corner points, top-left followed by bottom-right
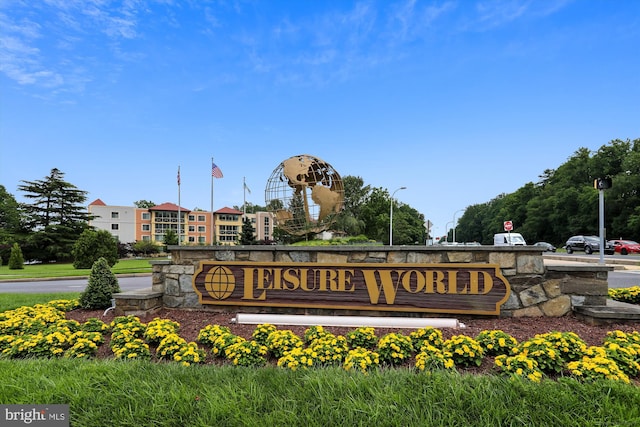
(610, 239), (640, 255)
(565, 235), (614, 255)
(533, 242), (556, 252)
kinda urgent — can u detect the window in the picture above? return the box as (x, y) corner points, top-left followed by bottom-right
(142, 235), (151, 241)
(188, 236), (195, 243)
(188, 215), (195, 221)
(142, 212), (150, 220)
(142, 224), (150, 231)
(198, 226), (205, 232)
(198, 236), (206, 244)
(111, 212), (119, 219)
(198, 215), (206, 222)
(111, 224), (119, 230)
(264, 217), (270, 225)
(188, 225), (195, 232)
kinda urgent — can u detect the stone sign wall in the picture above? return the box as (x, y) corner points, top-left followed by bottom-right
(147, 245), (611, 318)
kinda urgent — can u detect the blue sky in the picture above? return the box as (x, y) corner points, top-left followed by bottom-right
(1, 0), (639, 240)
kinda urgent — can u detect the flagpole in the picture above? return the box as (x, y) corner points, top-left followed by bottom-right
(243, 176), (247, 216)
(177, 166), (181, 246)
(211, 157), (214, 245)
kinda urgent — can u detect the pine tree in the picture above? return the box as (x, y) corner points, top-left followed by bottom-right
(8, 242), (24, 269)
(239, 216), (257, 245)
(18, 168), (92, 262)
(79, 257), (121, 309)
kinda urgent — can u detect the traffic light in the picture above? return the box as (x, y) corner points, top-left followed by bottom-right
(594, 177), (612, 190)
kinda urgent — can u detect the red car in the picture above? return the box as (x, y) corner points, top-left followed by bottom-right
(610, 239), (640, 255)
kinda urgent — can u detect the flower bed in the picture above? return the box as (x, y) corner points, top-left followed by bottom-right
(2, 298), (640, 384)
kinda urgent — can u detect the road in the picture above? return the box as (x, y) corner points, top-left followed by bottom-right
(0, 275), (151, 294)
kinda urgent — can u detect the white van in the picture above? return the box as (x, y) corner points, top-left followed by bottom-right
(494, 232), (527, 246)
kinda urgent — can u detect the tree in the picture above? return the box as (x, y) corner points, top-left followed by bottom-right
(333, 176), (369, 236)
(164, 229), (178, 245)
(134, 200), (156, 208)
(239, 216), (257, 245)
(78, 257), (121, 309)
(8, 242), (24, 269)
(18, 168), (91, 262)
(72, 229), (119, 269)
(133, 240), (159, 256)
(0, 185), (23, 264)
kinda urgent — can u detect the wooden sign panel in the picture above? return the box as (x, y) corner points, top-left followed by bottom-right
(192, 261), (511, 315)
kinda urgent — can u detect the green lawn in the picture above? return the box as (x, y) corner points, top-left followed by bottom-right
(1, 359), (639, 426)
(0, 258), (160, 281)
(0, 292), (80, 312)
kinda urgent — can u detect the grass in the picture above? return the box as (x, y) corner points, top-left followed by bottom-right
(1, 359), (639, 426)
(0, 258), (160, 281)
(0, 292), (80, 312)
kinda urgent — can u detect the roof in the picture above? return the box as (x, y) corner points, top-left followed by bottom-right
(215, 206), (244, 214)
(148, 202), (191, 212)
(89, 198), (106, 206)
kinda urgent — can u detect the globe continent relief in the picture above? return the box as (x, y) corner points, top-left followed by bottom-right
(266, 154), (344, 236)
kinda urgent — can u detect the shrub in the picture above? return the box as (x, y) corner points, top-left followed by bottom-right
(346, 327), (378, 350)
(225, 340), (268, 367)
(343, 348), (380, 374)
(144, 318), (180, 344)
(156, 334), (187, 360)
(443, 335), (484, 367)
(377, 333), (414, 365)
(265, 330), (303, 359)
(608, 286), (640, 305)
(277, 347), (318, 371)
(567, 355), (630, 384)
(197, 324), (231, 345)
(72, 229), (119, 269)
(173, 342), (206, 366)
(78, 257), (121, 309)
(409, 327), (444, 351)
(8, 242), (24, 270)
(475, 330), (518, 356)
(251, 324), (277, 346)
(210, 333), (245, 358)
(308, 334), (349, 366)
(494, 353), (544, 382)
(415, 345), (455, 371)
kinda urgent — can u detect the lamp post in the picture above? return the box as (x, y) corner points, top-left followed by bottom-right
(389, 186), (407, 246)
(452, 209), (464, 243)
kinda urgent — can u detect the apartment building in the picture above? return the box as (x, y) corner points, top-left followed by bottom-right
(88, 200), (274, 245)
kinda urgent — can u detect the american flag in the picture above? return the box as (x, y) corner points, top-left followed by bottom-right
(212, 162), (223, 178)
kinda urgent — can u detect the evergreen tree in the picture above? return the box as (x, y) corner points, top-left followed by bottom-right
(79, 257), (121, 309)
(164, 229), (178, 245)
(18, 168), (91, 262)
(72, 229), (119, 269)
(239, 216), (257, 245)
(8, 242), (24, 269)
(0, 185), (23, 264)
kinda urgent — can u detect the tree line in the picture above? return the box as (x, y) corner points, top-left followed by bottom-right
(1, 138), (637, 266)
(454, 138), (640, 246)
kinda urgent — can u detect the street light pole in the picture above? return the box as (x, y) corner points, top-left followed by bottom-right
(389, 186), (407, 246)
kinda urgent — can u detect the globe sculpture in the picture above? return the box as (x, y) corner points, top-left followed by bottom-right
(265, 154), (344, 236)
